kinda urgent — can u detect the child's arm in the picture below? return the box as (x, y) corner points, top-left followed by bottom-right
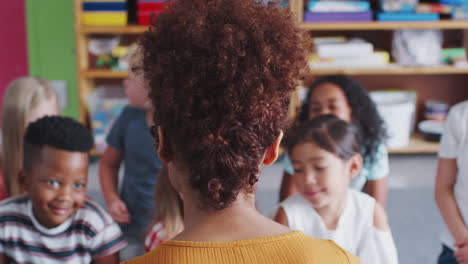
(373, 203), (398, 264)
(435, 158), (468, 245)
(274, 207), (290, 226)
(279, 172), (297, 202)
(92, 252), (119, 264)
(359, 202), (398, 264)
(99, 146), (129, 224)
(0, 253), (7, 264)
(364, 177), (388, 207)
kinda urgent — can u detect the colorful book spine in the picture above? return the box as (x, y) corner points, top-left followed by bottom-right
(307, 1), (370, 12)
(83, 2), (127, 11)
(82, 12), (128, 26)
(440, 0), (468, 5)
(416, 4), (451, 14)
(377, 12), (439, 21)
(304, 11), (372, 22)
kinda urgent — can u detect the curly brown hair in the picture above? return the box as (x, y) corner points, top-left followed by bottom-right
(141, 0), (306, 210)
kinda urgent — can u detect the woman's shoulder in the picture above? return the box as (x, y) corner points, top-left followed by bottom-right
(289, 232), (361, 262)
(124, 232), (361, 264)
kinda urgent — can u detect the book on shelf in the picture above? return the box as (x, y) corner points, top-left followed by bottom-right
(304, 11), (372, 22)
(377, 12), (439, 21)
(316, 42), (374, 58)
(307, 1), (370, 12)
(415, 4), (452, 14)
(309, 51), (390, 68)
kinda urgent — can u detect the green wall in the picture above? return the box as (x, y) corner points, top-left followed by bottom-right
(26, 0), (79, 119)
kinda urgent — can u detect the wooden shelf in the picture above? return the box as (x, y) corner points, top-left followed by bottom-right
(300, 20), (468, 31)
(388, 134), (439, 154)
(309, 66), (468, 75)
(80, 25), (148, 34)
(82, 70), (128, 78)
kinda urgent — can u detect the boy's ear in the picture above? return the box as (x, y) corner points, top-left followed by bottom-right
(18, 170), (29, 193)
(157, 126), (173, 163)
(263, 130), (284, 166)
(348, 154), (363, 179)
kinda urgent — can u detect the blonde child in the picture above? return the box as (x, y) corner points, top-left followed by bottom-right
(1, 77), (59, 197)
(435, 100), (468, 264)
(99, 46), (162, 259)
(144, 166), (184, 252)
(275, 115), (398, 264)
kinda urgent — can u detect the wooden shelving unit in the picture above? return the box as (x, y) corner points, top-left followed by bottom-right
(74, 0), (147, 123)
(300, 20), (468, 31)
(310, 66), (468, 76)
(289, 0), (466, 154)
(388, 134), (439, 154)
(74, 0), (149, 156)
(80, 25), (147, 34)
(73, 0), (455, 155)
(82, 70), (129, 78)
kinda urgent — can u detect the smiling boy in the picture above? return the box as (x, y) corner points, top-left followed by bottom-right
(0, 116), (126, 263)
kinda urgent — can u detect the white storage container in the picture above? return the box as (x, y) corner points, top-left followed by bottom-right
(370, 91), (416, 148)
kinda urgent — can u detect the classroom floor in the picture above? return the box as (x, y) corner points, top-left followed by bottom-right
(87, 154), (442, 264)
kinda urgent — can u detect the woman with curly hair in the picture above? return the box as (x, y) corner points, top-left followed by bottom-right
(124, 0), (361, 263)
(279, 75), (389, 206)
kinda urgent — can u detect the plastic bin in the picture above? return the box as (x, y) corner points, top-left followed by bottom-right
(137, 1), (166, 25)
(370, 91), (416, 148)
(87, 86), (128, 153)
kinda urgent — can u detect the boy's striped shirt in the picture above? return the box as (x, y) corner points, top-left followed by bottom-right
(0, 196), (127, 263)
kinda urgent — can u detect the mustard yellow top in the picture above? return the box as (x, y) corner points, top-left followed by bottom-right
(123, 231), (361, 264)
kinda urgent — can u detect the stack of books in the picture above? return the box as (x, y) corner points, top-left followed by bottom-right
(82, 0), (128, 26)
(304, 0), (372, 22)
(309, 37), (390, 68)
(378, 0), (440, 21)
(440, 0), (468, 19)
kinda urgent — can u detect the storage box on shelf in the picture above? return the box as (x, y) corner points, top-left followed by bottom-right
(289, 0), (468, 154)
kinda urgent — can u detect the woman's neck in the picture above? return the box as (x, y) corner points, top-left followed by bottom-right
(173, 191), (291, 242)
(314, 190), (348, 230)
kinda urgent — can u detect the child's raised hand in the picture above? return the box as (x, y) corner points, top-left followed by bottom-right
(108, 198), (130, 224)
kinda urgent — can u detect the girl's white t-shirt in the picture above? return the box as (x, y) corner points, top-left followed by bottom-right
(280, 190), (398, 264)
(439, 100), (468, 250)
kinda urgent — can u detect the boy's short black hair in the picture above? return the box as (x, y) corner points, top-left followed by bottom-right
(23, 116), (94, 172)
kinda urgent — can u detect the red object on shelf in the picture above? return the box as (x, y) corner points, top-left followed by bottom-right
(137, 1), (166, 25)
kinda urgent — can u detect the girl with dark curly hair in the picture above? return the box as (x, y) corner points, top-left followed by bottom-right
(124, 0), (361, 263)
(280, 75), (389, 206)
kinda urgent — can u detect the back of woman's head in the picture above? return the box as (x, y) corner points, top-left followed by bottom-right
(297, 75), (386, 163)
(288, 115), (362, 161)
(141, 0), (306, 210)
(2, 77), (59, 196)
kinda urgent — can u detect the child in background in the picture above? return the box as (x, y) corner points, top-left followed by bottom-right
(275, 115), (398, 264)
(280, 75), (389, 206)
(435, 100), (468, 264)
(1, 77), (59, 197)
(0, 116), (126, 264)
(99, 46), (162, 259)
(144, 166), (184, 252)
